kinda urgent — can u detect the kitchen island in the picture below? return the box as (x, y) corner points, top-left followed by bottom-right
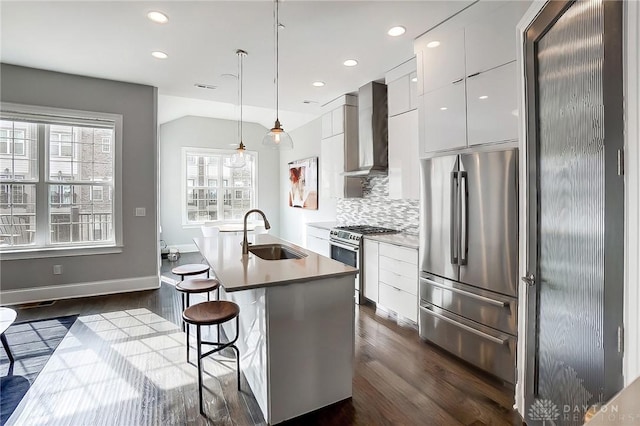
(194, 233), (358, 425)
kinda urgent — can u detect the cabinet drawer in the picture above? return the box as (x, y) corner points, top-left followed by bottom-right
(306, 225), (330, 240)
(379, 243), (418, 265)
(420, 274), (517, 335)
(306, 235), (330, 257)
(379, 255), (417, 281)
(379, 283), (417, 322)
(419, 304), (515, 384)
(379, 268), (416, 295)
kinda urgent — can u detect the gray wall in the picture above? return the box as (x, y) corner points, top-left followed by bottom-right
(279, 118), (338, 246)
(160, 116), (280, 246)
(0, 64), (158, 291)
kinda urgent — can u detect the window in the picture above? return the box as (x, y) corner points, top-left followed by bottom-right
(0, 128), (26, 156)
(182, 147), (256, 224)
(0, 103), (121, 250)
(101, 137), (111, 153)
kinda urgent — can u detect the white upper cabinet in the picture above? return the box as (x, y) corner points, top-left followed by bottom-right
(414, 1), (528, 155)
(388, 75), (412, 117)
(464, 1), (532, 75)
(389, 109), (420, 199)
(322, 106), (347, 139)
(420, 83), (467, 154)
(467, 61), (519, 146)
(386, 57), (420, 199)
(320, 95), (362, 198)
(417, 28), (465, 94)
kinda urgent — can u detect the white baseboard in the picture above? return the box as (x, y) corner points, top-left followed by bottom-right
(0, 275), (160, 306)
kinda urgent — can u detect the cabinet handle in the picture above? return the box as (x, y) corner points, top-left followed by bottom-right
(466, 72), (480, 78)
(420, 305), (507, 345)
(451, 78), (464, 84)
(421, 277), (508, 307)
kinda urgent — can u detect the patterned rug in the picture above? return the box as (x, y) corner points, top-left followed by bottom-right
(0, 315), (77, 425)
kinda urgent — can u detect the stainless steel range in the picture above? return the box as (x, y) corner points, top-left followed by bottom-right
(329, 225), (398, 304)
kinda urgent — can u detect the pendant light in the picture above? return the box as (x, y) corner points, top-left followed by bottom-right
(225, 49), (248, 168)
(262, 0), (293, 150)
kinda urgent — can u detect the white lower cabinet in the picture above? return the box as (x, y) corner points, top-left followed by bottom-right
(367, 240), (418, 323)
(305, 226), (330, 257)
(363, 239), (379, 303)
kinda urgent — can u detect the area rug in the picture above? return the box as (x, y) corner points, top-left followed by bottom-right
(0, 315), (77, 425)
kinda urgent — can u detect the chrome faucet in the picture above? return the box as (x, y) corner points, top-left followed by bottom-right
(242, 209), (271, 254)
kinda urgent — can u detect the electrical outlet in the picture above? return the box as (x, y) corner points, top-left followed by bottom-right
(53, 265), (63, 275)
(135, 207), (146, 217)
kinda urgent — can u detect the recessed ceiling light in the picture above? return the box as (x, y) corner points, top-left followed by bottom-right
(440, 107), (448, 111)
(147, 11), (169, 24)
(387, 26), (406, 37)
(479, 95), (489, 100)
(312, 81), (325, 87)
(427, 41), (441, 48)
(343, 59), (358, 67)
(151, 51), (168, 59)
(411, 77), (418, 82)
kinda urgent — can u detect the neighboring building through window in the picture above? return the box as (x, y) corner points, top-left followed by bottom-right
(182, 148), (256, 224)
(0, 104), (121, 250)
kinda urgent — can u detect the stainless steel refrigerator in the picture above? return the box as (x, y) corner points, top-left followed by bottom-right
(419, 148), (518, 384)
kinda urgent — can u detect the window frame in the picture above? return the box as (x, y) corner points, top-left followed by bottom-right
(0, 102), (123, 258)
(181, 147), (258, 227)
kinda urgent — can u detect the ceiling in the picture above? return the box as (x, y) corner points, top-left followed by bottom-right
(0, 1), (474, 129)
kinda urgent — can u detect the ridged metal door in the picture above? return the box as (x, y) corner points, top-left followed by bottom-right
(537, 0), (606, 415)
(524, 0), (624, 424)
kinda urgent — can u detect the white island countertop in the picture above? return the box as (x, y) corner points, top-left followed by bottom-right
(194, 233), (357, 292)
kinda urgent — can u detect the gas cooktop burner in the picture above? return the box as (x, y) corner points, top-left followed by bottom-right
(333, 225), (398, 235)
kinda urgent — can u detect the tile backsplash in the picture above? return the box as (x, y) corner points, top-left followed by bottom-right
(337, 175), (420, 235)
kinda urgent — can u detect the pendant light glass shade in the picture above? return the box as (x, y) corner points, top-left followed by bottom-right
(225, 49), (248, 168)
(263, 0), (293, 150)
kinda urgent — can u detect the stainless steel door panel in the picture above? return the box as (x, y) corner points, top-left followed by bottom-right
(420, 274), (517, 335)
(458, 149), (518, 296)
(419, 304), (516, 384)
(420, 155), (459, 281)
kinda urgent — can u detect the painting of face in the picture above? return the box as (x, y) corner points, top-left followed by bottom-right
(288, 157), (318, 210)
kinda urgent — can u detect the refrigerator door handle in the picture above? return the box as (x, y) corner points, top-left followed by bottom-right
(459, 171), (468, 265)
(450, 171), (459, 265)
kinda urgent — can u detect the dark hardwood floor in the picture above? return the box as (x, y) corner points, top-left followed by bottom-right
(9, 253), (521, 425)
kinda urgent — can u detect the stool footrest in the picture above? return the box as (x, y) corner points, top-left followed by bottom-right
(200, 337), (238, 359)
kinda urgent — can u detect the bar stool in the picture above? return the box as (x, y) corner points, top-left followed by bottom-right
(171, 263), (211, 331)
(176, 278), (220, 360)
(171, 263), (210, 281)
(182, 301), (241, 416)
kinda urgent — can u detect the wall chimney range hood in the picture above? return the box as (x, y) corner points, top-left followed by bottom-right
(342, 81), (388, 177)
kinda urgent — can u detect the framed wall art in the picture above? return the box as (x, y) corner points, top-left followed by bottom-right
(288, 157), (318, 210)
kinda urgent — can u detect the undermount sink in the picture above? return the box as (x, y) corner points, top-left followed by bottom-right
(248, 244), (307, 261)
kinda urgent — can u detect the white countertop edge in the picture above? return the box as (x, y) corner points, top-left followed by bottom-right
(222, 270), (358, 292)
(305, 221), (337, 231)
(364, 233), (420, 249)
